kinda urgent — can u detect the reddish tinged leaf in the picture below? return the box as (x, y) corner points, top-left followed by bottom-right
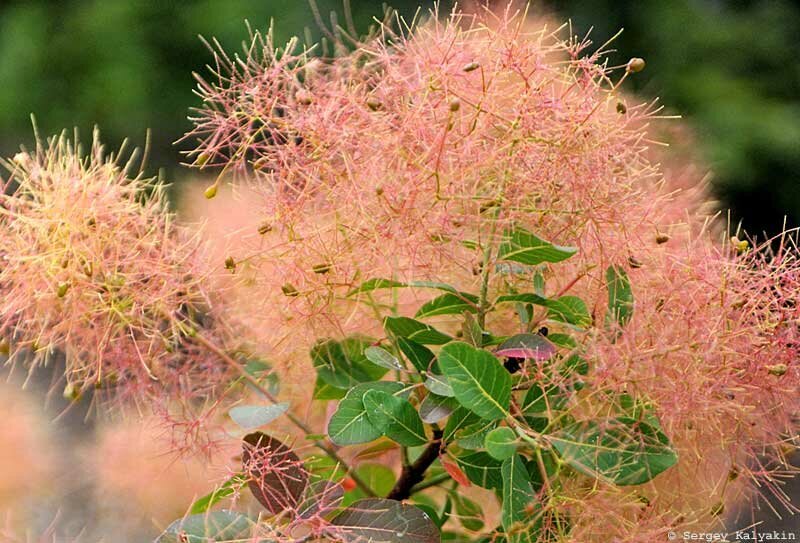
(442, 458), (472, 487)
(495, 333), (556, 361)
(242, 432), (308, 514)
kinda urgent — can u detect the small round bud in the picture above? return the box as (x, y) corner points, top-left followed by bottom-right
(194, 153), (210, 167)
(312, 263), (331, 274)
(224, 256), (236, 271)
(63, 382), (81, 402)
(295, 89), (313, 105)
(374, 185), (384, 196)
(463, 61), (480, 72)
(626, 57), (646, 73)
(730, 236), (749, 254)
(728, 466), (740, 481)
(257, 222), (273, 235)
(449, 97), (461, 112)
(366, 96), (382, 111)
(204, 184), (218, 199)
(0, 340), (9, 355)
(281, 283), (299, 297)
(616, 101), (627, 114)
(710, 502), (724, 517)
(628, 256), (643, 269)
(655, 233), (670, 244)
(57, 282), (70, 298)
(766, 363), (787, 377)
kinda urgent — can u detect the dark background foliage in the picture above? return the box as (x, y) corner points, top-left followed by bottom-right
(0, 0), (797, 234)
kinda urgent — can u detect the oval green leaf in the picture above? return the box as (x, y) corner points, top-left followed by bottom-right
(438, 341), (511, 420)
(363, 389), (427, 447)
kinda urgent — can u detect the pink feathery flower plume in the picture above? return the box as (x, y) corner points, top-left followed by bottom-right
(182, 3), (799, 538)
(0, 128), (235, 403)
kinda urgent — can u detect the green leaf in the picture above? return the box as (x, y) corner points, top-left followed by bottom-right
(443, 406), (481, 442)
(312, 336), (387, 390)
(364, 346), (404, 371)
(546, 296), (592, 328)
(407, 280), (462, 293)
(501, 454), (537, 535)
(385, 317), (452, 345)
(415, 292), (479, 318)
(328, 382), (407, 446)
(438, 342), (511, 420)
(424, 373), (454, 397)
(456, 418), (497, 450)
(498, 227), (577, 265)
(342, 464), (397, 506)
(313, 376), (346, 400)
(156, 511), (253, 543)
(455, 451), (504, 489)
(533, 271), (546, 296)
(331, 498), (440, 543)
(451, 493), (485, 531)
(347, 278), (406, 296)
(228, 403), (289, 430)
(521, 381), (569, 414)
(485, 427), (519, 461)
(550, 417), (678, 485)
(496, 293), (591, 329)
(189, 474), (247, 514)
(495, 293), (549, 306)
(397, 338), (437, 373)
(363, 390), (427, 446)
(605, 265), (634, 330)
(461, 313), (484, 347)
(419, 393), (459, 423)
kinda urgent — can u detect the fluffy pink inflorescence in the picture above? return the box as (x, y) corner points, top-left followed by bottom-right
(0, 130), (234, 403)
(184, 4), (799, 539)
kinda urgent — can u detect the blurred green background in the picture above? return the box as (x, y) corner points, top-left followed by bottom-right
(0, 0), (797, 234)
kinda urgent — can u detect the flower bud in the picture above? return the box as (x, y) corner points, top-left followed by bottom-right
(626, 57), (646, 73)
(63, 382), (81, 402)
(258, 222), (273, 235)
(194, 153), (210, 167)
(628, 256), (643, 269)
(281, 283), (299, 297)
(655, 233), (670, 244)
(312, 263), (331, 274)
(366, 97), (382, 111)
(204, 184), (218, 199)
(449, 97), (461, 112)
(766, 364), (787, 377)
(57, 282), (70, 298)
(616, 101), (627, 114)
(296, 89), (313, 105)
(730, 236), (749, 254)
(224, 256), (236, 271)
(463, 61), (480, 72)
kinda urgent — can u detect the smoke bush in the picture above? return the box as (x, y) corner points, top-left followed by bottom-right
(0, 4), (797, 542)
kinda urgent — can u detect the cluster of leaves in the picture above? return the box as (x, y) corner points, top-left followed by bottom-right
(162, 227), (677, 542)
